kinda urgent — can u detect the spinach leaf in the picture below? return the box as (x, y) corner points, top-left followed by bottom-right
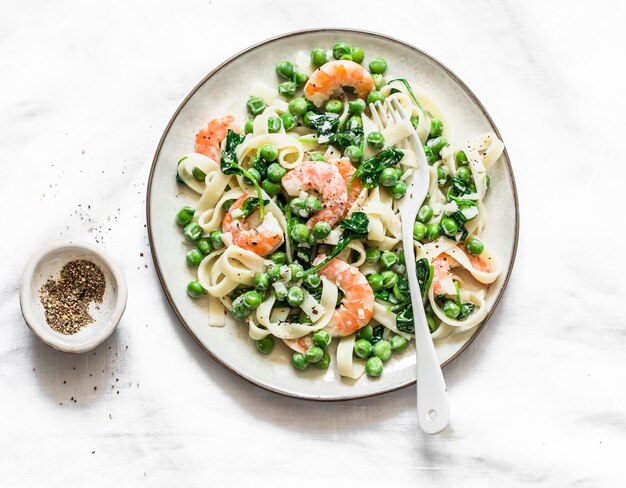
(307, 113), (340, 144)
(394, 276), (410, 301)
(349, 148), (404, 190)
(302, 212), (369, 276)
(374, 289), (391, 302)
(220, 129), (266, 218)
(396, 306), (414, 334)
(457, 302), (475, 320)
(370, 325), (385, 345)
(250, 151), (269, 179)
(238, 197), (270, 220)
(328, 116), (364, 148)
(415, 258), (433, 304)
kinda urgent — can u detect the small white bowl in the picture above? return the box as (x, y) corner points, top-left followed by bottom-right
(20, 240), (127, 353)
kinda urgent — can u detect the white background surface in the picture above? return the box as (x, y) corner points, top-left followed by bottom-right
(1, 1), (624, 486)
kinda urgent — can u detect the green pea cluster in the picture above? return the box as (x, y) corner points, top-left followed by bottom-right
(353, 325), (408, 377)
(291, 329), (333, 371)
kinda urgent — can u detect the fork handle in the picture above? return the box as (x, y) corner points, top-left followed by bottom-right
(402, 233), (450, 434)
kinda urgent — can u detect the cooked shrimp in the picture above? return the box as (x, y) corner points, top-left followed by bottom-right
(432, 254), (457, 296)
(313, 256), (374, 337)
(281, 161), (348, 229)
(463, 247), (492, 273)
(332, 158), (363, 215)
(304, 60), (375, 107)
(221, 194), (284, 256)
(195, 115), (239, 162)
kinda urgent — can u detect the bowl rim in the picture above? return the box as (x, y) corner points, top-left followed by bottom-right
(146, 27), (520, 401)
(19, 240), (128, 353)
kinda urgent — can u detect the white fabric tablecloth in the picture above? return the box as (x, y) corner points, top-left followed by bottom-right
(1, 1), (624, 486)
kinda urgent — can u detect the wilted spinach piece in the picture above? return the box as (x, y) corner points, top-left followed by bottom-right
(238, 197), (270, 220)
(349, 148), (404, 190)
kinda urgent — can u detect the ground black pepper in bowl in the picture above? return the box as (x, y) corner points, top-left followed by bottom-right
(39, 260), (106, 335)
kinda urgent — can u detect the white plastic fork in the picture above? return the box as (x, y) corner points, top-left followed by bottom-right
(370, 98), (450, 434)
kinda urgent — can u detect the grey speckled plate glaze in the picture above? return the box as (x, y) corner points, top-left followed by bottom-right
(147, 29), (519, 401)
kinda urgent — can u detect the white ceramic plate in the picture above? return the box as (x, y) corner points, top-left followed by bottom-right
(147, 29), (519, 400)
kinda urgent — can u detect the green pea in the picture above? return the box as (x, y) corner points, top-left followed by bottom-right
(292, 70), (308, 88)
(309, 153), (326, 162)
(290, 197), (307, 217)
(192, 166), (206, 182)
(457, 166), (472, 183)
(390, 181), (407, 199)
(354, 339), (372, 359)
(437, 165), (448, 185)
(413, 222), (426, 241)
(443, 300), (461, 319)
(365, 356), (383, 377)
(304, 196), (322, 214)
(429, 118), (443, 138)
(305, 346), (324, 363)
(393, 283), (408, 301)
(276, 61), (294, 79)
(456, 150), (469, 166)
(186, 249), (204, 267)
(244, 119), (254, 134)
(365, 248), (381, 264)
(332, 42), (351, 60)
(417, 205), (433, 223)
(426, 223), (441, 241)
(441, 217), (459, 237)
(369, 58), (387, 74)
(366, 91), (385, 105)
(344, 145), (362, 164)
(269, 251), (287, 265)
(183, 222), (202, 242)
(410, 115), (419, 129)
(311, 221), (331, 240)
(281, 112), (296, 131)
(176, 206), (195, 225)
(372, 339), (392, 361)
(466, 238), (484, 255)
(426, 313), (437, 333)
(267, 116), (282, 133)
(242, 167), (261, 185)
(379, 167), (399, 187)
(426, 136), (448, 156)
(303, 111), (317, 128)
(380, 251), (398, 269)
(313, 329), (331, 348)
(243, 290), (263, 309)
(424, 146), (436, 164)
(273, 285), (288, 301)
(288, 97), (308, 116)
(288, 263), (304, 281)
(366, 131), (385, 150)
(290, 223), (309, 243)
(340, 53), (353, 61)
(267, 265), (282, 282)
(310, 48), (327, 67)
(197, 237), (212, 255)
(278, 81), (296, 99)
(380, 270), (398, 289)
(247, 97), (266, 116)
(209, 230), (224, 250)
(266, 162), (286, 183)
(256, 336), (275, 354)
(187, 280), (206, 298)
(346, 100), (364, 117)
(390, 334), (408, 352)
(254, 272), (271, 291)
(231, 295), (251, 319)
(367, 273), (383, 291)
(262, 179), (281, 196)
(357, 325), (374, 341)
(351, 46), (365, 64)
(287, 286), (304, 306)
(325, 98), (344, 114)
(291, 352), (309, 370)
(314, 351), (331, 369)
(372, 74), (385, 90)
(303, 273), (321, 289)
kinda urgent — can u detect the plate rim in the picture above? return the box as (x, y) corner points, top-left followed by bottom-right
(146, 27), (520, 401)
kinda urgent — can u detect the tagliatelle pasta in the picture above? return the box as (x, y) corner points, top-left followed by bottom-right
(174, 42), (505, 380)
